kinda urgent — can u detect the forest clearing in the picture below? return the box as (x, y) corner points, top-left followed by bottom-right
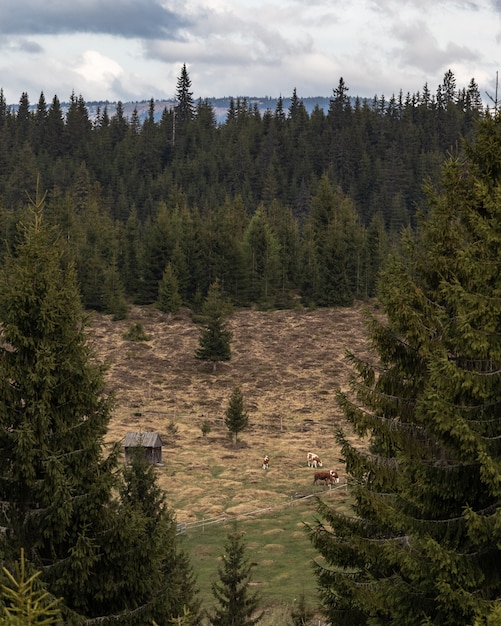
(89, 303), (373, 523)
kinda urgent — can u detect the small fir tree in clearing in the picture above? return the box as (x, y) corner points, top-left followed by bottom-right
(224, 386), (249, 444)
(201, 419), (211, 438)
(290, 592), (314, 626)
(195, 278), (233, 372)
(209, 524), (262, 626)
(123, 321), (150, 341)
(157, 262), (182, 314)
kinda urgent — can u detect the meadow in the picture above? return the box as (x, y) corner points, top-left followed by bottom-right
(88, 303), (373, 622)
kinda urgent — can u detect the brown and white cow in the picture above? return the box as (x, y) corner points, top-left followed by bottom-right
(307, 452), (323, 468)
(313, 470), (339, 487)
(262, 455), (269, 470)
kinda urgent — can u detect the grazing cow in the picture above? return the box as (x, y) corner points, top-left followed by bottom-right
(313, 470), (339, 487)
(330, 470), (340, 483)
(262, 455), (269, 470)
(307, 452), (323, 468)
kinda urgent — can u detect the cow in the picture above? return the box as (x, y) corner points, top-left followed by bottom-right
(330, 470), (340, 483)
(307, 452), (322, 468)
(313, 470), (339, 487)
(262, 455), (269, 470)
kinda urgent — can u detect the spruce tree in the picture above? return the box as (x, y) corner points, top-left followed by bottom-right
(103, 259), (129, 320)
(307, 175), (357, 306)
(119, 448), (201, 624)
(175, 63), (195, 128)
(157, 262), (182, 314)
(0, 189), (198, 624)
(224, 386), (249, 445)
(0, 549), (63, 625)
(243, 205), (281, 308)
(209, 524), (262, 626)
(195, 278), (233, 372)
(309, 114), (501, 624)
(0, 188), (118, 614)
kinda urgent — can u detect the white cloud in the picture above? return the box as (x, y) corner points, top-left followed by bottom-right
(73, 50), (125, 86)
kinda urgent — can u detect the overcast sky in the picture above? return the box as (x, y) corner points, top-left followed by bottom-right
(1, 0), (500, 105)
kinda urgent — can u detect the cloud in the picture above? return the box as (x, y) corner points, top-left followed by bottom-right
(73, 50), (124, 85)
(144, 1), (315, 72)
(391, 19), (479, 73)
(0, 0), (189, 39)
(9, 38), (44, 54)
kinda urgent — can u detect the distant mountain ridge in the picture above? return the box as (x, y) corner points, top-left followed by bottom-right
(15, 95), (349, 124)
(108, 96), (337, 123)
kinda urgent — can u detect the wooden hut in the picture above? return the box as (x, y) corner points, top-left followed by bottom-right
(123, 431), (163, 465)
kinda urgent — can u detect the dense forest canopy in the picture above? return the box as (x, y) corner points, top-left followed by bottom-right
(0, 69), (486, 314)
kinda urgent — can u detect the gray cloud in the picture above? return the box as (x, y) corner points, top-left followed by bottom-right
(144, 3), (313, 70)
(390, 19), (479, 73)
(13, 38), (44, 54)
(0, 0), (190, 39)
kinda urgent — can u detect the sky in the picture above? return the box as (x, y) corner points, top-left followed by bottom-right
(0, 0), (500, 106)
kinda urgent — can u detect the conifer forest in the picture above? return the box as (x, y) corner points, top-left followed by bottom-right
(1, 65), (501, 625)
(0, 69), (486, 315)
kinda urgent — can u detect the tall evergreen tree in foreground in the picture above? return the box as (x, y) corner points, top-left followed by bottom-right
(0, 187), (117, 621)
(0, 187), (198, 624)
(309, 113), (501, 625)
(119, 447), (201, 624)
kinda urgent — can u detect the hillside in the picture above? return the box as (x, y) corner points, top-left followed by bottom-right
(89, 303), (373, 523)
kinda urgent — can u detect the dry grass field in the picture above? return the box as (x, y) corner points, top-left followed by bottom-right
(88, 303), (373, 525)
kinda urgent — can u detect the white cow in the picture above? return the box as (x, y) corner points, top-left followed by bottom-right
(307, 452), (322, 468)
(262, 455), (269, 470)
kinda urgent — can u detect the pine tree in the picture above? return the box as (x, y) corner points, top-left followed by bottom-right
(195, 278), (233, 372)
(243, 205), (281, 308)
(0, 549), (63, 625)
(0, 187), (197, 624)
(16, 92), (32, 144)
(137, 203), (175, 305)
(209, 524), (262, 626)
(157, 262), (182, 314)
(224, 386), (249, 445)
(102, 259), (129, 320)
(119, 447), (201, 624)
(307, 174), (357, 306)
(45, 95), (66, 158)
(175, 63), (195, 128)
(0, 187), (115, 620)
(308, 113), (501, 624)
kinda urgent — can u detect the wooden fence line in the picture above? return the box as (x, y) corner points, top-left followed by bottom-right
(176, 482), (348, 535)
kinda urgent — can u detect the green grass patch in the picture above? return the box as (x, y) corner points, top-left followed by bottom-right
(209, 465), (226, 478)
(180, 492), (351, 612)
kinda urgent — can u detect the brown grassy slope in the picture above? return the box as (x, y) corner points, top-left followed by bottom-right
(88, 304), (372, 524)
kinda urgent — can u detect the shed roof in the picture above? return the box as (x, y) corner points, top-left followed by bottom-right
(123, 432), (163, 448)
